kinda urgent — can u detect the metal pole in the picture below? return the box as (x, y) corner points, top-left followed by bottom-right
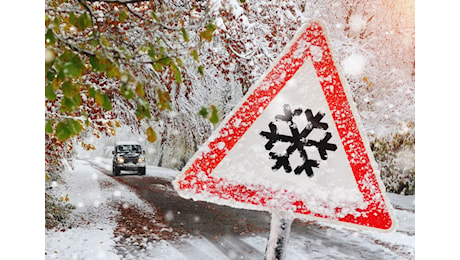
(265, 210), (294, 260)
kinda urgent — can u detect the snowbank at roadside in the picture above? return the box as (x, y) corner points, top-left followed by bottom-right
(45, 160), (157, 259)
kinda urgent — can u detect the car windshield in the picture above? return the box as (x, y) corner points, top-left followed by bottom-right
(117, 145), (141, 153)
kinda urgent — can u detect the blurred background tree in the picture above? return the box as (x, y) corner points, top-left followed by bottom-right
(45, 0), (414, 228)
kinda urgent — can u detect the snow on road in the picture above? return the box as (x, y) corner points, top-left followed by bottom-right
(45, 160), (118, 259)
(45, 159), (414, 259)
(45, 159), (155, 259)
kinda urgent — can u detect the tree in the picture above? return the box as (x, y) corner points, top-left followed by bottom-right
(45, 0), (217, 228)
(154, 0), (415, 192)
(45, 0), (220, 166)
(45, 0), (415, 228)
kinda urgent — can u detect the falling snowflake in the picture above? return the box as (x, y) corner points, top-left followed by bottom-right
(259, 104), (337, 177)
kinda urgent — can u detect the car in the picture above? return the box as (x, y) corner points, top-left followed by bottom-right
(112, 141), (146, 176)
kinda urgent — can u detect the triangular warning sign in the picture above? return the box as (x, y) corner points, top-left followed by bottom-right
(173, 21), (395, 232)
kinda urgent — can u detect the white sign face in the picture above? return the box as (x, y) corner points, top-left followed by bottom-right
(212, 59), (365, 216)
(173, 21), (395, 232)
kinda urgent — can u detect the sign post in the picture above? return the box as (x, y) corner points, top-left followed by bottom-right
(173, 21), (396, 257)
(265, 210), (294, 260)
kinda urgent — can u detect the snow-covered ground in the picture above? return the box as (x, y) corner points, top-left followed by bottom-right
(45, 159), (414, 259)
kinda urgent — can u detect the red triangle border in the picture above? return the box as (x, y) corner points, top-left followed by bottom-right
(175, 22), (394, 231)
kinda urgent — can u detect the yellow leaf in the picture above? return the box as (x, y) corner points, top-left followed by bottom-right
(363, 77), (372, 87)
(95, 91), (104, 106)
(135, 82), (145, 97)
(146, 126), (157, 143)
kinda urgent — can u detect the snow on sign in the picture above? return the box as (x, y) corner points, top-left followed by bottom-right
(173, 21), (395, 232)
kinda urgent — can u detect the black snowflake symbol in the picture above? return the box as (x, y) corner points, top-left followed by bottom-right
(259, 104), (337, 177)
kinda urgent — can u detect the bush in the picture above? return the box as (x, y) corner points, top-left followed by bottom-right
(45, 172), (75, 229)
(369, 122), (415, 195)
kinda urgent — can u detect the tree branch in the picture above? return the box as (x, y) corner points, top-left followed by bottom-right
(45, 7), (86, 14)
(54, 33), (95, 57)
(227, 43), (259, 60)
(86, 0), (151, 4)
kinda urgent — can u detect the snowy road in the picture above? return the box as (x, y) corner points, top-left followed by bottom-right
(46, 159), (414, 259)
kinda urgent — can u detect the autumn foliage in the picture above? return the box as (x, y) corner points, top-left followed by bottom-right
(45, 0), (216, 228)
(45, 0), (414, 227)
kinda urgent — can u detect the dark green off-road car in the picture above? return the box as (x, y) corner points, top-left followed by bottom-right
(112, 141), (146, 176)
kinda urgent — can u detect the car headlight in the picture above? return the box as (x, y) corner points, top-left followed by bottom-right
(117, 157), (125, 163)
(138, 157), (144, 163)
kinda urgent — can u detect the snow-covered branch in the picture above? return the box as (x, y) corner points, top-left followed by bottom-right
(227, 43), (259, 60)
(87, 0), (151, 4)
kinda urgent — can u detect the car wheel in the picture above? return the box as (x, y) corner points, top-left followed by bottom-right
(113, 165), (120, 176)
(138, 167), (146, 176)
